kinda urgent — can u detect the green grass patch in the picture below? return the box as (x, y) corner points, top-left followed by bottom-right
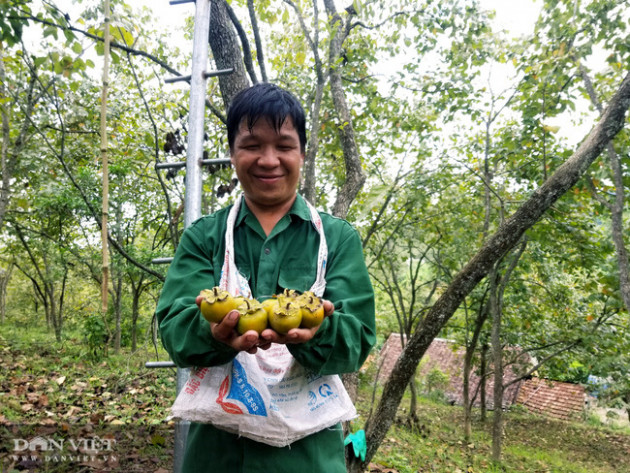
(354, 387), (629, 473)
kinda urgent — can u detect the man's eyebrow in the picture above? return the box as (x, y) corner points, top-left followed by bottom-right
(238, 130), (298, 142)
(276, 133), (299, 141)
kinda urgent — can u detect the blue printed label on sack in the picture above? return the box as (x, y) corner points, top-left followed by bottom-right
(224, 359), (268, 417)
(308, 383), (339, 412)
(307, 390), (317, 407)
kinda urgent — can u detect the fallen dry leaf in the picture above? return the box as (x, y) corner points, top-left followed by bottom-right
(38, 393), (49, 407)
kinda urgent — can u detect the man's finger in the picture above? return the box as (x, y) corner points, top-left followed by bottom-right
(323, 299), (334, 317)
(212, 310), (239, 340)
(285, 327), (318, 344)
(236, 331), (260, 352)
(260, 328), (281, 345)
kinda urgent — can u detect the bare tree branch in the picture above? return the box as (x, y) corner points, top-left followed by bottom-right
(284, 0), (327, 204)
(223, 0), (258, 84)
(350, 10), (422, 32)
(247, 0), (267, 82)
(12, 11), (182, 76)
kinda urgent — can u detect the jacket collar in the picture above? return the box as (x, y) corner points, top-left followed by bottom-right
(234, 193), (312, 227)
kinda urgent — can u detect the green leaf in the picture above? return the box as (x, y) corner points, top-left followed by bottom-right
(63, 29), (76, 44)
(43, 25), (58, 39)
(144, 133), (155, 149)
(111, 26), (134, 46)
(33, 56), (47, 68)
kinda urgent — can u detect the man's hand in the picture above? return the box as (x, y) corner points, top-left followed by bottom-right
(196, 296), (334, 353)
(196, 295), (261, 354)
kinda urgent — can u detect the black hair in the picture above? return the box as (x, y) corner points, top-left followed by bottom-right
(226, 83), (307, 153)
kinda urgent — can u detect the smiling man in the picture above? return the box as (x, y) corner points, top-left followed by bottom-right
(156, 83), (376, 472)
(228, 89), (305, 228)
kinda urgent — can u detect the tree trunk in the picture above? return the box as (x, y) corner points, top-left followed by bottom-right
(408, 376), (419, 426)
(100, 0), (111, 316)
(42, 299), (51, 335)
(319, 0), (368, 416)
(47, 265), (69, 343)
(0, 43), (37, 234)
(46, 284), (62, 343)
(58, 269), (67, 338)
(131, 287), (140, 352)
(463, 352), (472, 440)
(489, 263), (503, 462)
(322, 0), (365, 219)
(463, 304), (488, 441)
(606, 145), (630, 314)
(342, 371), (359, 440)
(491, 237), (527, 463)
(480, 343), (488, 421)
(0, 264), (12, 324)
(112, 201), (124, 353)
(577, 63), (630, 314)
(209, 0), (251, 109)
(0, 40), (11, 234)
(113, 271), (123, 353)
(348, 71), (630, 473)
(302, 72), (325, 205)
(287, 0), (326, 205)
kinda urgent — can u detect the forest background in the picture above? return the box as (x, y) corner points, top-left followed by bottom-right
(0, 0), (629, 471)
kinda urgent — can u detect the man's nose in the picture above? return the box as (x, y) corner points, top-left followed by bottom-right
(258, 146), (279, 166)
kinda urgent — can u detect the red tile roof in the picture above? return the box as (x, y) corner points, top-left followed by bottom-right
(516, 377), (586, 420)
(377, 334), (585, 420)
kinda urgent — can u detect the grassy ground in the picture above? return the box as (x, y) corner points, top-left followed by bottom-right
(361, 399), (630, 473)
(0, 326), (176, 472)
(0, 326), (628, 473)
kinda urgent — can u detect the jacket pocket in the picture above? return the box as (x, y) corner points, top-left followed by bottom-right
(278, 265), (317, 293)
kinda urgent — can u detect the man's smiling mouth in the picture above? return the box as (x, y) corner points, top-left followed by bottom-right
(255, 174), (283, 182)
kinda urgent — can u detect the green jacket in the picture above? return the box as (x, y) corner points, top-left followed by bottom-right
(156, 194), (376, 472)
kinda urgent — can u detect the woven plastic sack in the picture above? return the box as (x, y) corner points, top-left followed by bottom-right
(169, 345), (356, 447)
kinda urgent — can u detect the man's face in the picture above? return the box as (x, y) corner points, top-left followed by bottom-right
(231, 117), (304, 211)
